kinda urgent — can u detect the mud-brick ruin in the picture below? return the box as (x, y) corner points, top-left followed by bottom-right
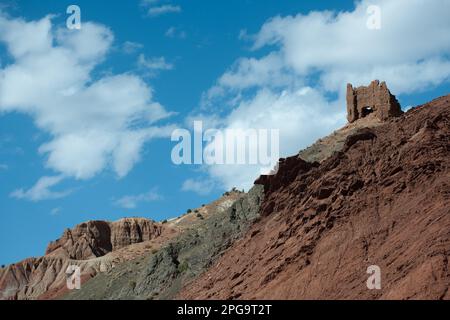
(346, 80), (403, 123)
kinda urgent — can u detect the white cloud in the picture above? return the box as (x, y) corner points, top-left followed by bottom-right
(0, 164), (8, 170)
(141, 0), (159, 6)
(238, 29), (250, 41)
(114, 189), (162, 209)
(147, 5), (181, 17)
(221, 54), (287, 88)
(165, 27), (186, 39)
(122, 41), (143, 54)
(138, 54), (174, 71)
(165, 27), (176, 37)
(10, 175), (71, 201)
(50, 207), (61, 216)
(197, 0), (450, 190)
(205, 88), (344, 190)
(207, 52), (298, 99)
(0, 13), (174, 181)
(181, 178), (215, 196)
(252, 0), (450, 94)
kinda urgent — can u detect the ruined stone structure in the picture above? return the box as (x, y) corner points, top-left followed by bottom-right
(346, 80), (402, 123)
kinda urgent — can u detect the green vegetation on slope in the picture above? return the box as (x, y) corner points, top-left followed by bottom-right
(64, 185), (263, 300)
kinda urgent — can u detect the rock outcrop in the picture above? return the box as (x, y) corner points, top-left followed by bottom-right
(347, 80), (403, 123)
(46, 218), (165, 260)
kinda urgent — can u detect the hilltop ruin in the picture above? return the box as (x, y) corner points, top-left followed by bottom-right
(346, 80), (403, 123)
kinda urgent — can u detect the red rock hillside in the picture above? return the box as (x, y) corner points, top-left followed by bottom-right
(180, 94), (450, 300)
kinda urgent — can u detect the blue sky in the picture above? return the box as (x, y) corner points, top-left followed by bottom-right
(1, 0), (449, 265)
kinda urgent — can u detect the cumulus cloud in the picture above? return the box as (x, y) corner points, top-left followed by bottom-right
(0, 13), (174, 182)
(114, 189), (162, 209)
(212, 53), (297, 93)
(252, 0), (450, 94)
(10, 175), (72, 201)
(181, 178), (215, 196)
(198, 0), (450, 190)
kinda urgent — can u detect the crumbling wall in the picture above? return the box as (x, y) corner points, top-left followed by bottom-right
(346, 80), (402, 123)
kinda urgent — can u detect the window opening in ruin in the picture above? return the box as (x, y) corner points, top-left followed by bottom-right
(361, 106), (374, 117)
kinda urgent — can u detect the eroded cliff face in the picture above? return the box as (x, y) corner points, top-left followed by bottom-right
(45, 218), (166, 260)
(0, 256), (103, 300)
(180, 94), (450, 300)
(0, 218), (176, 300)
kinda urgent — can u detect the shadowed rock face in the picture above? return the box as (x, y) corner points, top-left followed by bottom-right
(347, 80), (403, 123)
(180, 94), (450, 300)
